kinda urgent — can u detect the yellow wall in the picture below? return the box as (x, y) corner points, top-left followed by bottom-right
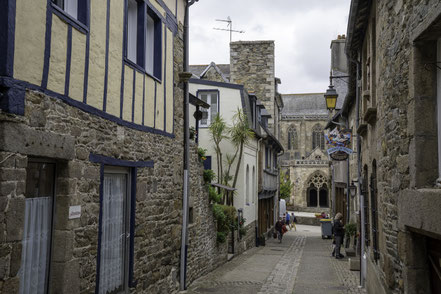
(123, 66), (134, 122)
(144, 77), (156, 128)
(69, 29), (86, 102)
(150, 1), (166, 18)
(166, 28), (174, 133)
(134, 72), (144, 125)
(47, 15), (67, 94)
(14, 0), (46, 85)
(106, 0), (124, 117)
(12, 0), (179, 136)
(87, 0), (107, 110)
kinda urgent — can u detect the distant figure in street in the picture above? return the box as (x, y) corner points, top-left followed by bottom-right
(332, 212), (345, 259)
(285, 212), (291, 230)
(275, 217), (284, 243)
(290, 212), (297, 231)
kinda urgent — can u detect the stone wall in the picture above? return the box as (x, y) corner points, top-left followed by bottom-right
(0, 85), (185, 293)
(279, 118), (330, 210)
(230, 41), (276, 131)
(346, 1), (441, 293)
(186, 142), (228, 284)
(0, 22), (230, 294)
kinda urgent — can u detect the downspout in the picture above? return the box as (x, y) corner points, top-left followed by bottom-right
(180, 0), (197, 290)
(353, 57), (365, 288)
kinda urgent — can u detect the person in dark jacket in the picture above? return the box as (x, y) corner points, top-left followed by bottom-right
(275, 218), (284, 243)
(333, 212), (345, 259)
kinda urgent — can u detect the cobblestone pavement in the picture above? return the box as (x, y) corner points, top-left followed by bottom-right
(184, 225), (366, 294)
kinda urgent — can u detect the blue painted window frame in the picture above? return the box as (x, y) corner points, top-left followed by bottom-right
(124, 0), (163, 82)
(203, 156), (212, 170)
(91, 154), (154, 292)
(51, 0), (89, 33)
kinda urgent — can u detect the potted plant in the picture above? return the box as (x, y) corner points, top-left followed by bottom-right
(344, 222), (357, 248)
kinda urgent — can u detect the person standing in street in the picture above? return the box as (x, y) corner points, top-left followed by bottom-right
(285, 212), (291, 230)
(290, 212), (297, 231)
(333, 212), (345, 259)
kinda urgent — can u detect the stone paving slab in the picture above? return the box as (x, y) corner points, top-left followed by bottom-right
(184, 225), (366, 294)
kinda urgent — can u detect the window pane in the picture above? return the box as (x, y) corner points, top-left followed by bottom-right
(199, 94), (208, 126)
(145, 14), (155, 73)
(64, 0), (78, 19)
(127, 0), (138, 63)
(21, 161), (55, 294)
(100, 173), (127, 294)
(25, 162), (55, 198)
(210, 93), (218, 124)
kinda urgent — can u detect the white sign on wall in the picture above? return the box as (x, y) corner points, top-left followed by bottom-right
(68, 205), (81, 219)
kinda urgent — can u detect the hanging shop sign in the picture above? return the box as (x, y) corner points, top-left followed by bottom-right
(325, 127), (353, 161)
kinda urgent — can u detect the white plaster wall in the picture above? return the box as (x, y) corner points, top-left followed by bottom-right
(189, 83), (259, 225)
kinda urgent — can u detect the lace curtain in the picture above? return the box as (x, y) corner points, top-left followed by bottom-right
(99, 173), (126, 294)
(19, 197), (52, 294)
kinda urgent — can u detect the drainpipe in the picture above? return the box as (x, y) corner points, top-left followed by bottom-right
(354, 58), (365, 288)
(180, 0), (198, 291)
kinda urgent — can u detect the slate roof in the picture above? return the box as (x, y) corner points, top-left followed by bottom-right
(189, 63), (231, 81)
(281, 93), (328, 117)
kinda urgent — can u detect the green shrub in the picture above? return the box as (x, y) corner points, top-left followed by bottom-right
(344, 222), (357, 237)
(203, 169), (216, 183)
(212, 204), (237, 243)
(217, 232), (227, 243)
(197, 147), (207, 158)
(208, 186), (222, 203)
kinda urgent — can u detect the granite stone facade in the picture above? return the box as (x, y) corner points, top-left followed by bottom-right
(0, 20), (231, 294)
(279, 94), (330, 212)
(345, 1), (441, 293)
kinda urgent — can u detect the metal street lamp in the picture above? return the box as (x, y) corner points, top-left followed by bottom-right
(324, 75), (349, 111)
(324, 85), (338, 110)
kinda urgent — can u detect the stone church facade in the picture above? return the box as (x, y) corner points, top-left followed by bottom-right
(280, 94), (331, 212)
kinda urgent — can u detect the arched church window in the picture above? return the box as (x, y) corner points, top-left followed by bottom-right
(306, 173), (328, 207)
(312, 124), (325, 150)
(287, 126), (298, 150)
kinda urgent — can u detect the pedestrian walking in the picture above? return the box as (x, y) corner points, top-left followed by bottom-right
(285, 212), (291, 230)
(332, 212), (345, 259)
(290, 212), (297, 231)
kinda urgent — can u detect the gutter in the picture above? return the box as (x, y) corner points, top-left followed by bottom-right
(180, 0), (198, 290)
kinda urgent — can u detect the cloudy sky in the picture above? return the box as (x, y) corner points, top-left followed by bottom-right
(189, 0), (351, 94)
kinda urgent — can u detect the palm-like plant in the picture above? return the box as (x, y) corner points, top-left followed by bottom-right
(230, 109), (254, 189)
(208, 114), (227, 186)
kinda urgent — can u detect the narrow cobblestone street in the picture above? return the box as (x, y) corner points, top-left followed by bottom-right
(185, 225), (366, 294)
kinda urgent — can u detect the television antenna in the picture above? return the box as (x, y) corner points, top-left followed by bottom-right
(213, 16), (245, 43)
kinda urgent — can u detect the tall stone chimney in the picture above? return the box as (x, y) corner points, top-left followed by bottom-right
(330, 36), (347, 74)
(230, 41), (276, 130)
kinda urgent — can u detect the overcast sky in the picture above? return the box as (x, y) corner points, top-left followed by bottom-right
(189, 0), (351, 94)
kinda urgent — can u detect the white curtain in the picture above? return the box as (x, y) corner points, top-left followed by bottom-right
(19, 197), (52, 294)
(99, 174), (126, 294)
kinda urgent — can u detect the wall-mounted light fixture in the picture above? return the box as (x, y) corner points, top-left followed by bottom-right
(324, 75), (349, 111)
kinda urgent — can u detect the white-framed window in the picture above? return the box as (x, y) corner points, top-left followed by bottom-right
(126, 1), (162, 79)
(199, 91), (218, 127)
